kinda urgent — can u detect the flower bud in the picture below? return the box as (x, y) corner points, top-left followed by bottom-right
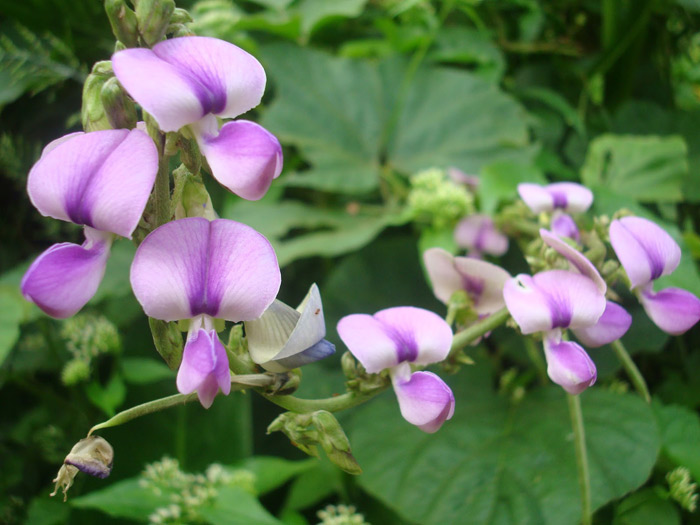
(135, 0), (176, 46)
(312, 411), (362, 475)
(172, 171), (217, 221)
(104, 0), (139, 48)
(170, 7), (193, 24)
(100, 77), (137, 130)
(81, 61), (113, 131)
(51, 436), (114, 501)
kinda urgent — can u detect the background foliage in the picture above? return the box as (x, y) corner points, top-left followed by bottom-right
(1, 0), (700, 523)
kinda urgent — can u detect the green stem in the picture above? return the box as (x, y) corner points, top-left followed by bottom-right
(568, 393), (592, 525)
(261, 386), (389, 414)
(611, 339), (650, 403)
(449, 307), (510, 354)
(524, 337), (548, 385)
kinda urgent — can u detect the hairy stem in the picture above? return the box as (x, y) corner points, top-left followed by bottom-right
(568, 393), (592, 525)
(611, 339), (650, 403)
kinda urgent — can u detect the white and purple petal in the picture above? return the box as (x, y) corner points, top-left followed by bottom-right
(21, 228), (113, 318)
(423, 248), (510, 314)
(572, 301), (632, 348)
(610, 217), (681, 290)
(518, 182), (592, 214)
(503, 270), (605, 334)
(543, 336), (597, 395)
(373, 307), (453, 367)
(391, 363), (455, 433)
(639, 286), (700, 335)
(176, 328), (231, 408)
(194, 118), (282, 200)
(27, 129), (158, 238)
(454, 215), (508, 256)
(130, 217), (280, 322)
(540, 228), (606, 294)
(337, 313), (401, 373)
(113, 36), (266, 132)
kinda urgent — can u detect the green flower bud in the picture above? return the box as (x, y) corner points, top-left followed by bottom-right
(100, 77), (137, 130)
(407, 168), (473, 229)
(135, 0), (176, 46)
(313, 411), (362, 475)
(104, 0), (139, 48)
(317, 504), (370, 525)
(667, 466), (698, 512)
(172, 170), (217, 221)
(61, 358), (90, 386)
(148, 318), (183, 370)
(81, 61), (114, 131)
(61, 314), (120, 361)
(170, 7), (194, 24)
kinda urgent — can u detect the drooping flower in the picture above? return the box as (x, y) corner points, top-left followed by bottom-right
(517, 182), (593, 215)
(245, 283), (335, 372)
(337, 307), (454, 433)
(503, 270), (605, 394)
(21, 129), (158, 318)
(112, 36), (282, 200)
(453, 215), (508, 257)
(423, 247), (510, 316)
(130, 217), (281, 407)
(610, 216), (700, 335)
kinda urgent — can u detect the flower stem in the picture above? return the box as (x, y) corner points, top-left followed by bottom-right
(525, 337), (548, 385)
(567, 393), (592, 525)
(261, 386), (390, 414)
(611, 339), (650, 403)
(449, 307), (510, 354)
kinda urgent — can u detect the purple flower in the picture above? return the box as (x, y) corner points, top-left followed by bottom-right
(113, 36), (282, 200)
(610, 216), (700, 334)
(423, 247), (510, 316)
(21, 129), (158, 318)
(454, 215), (508, 257)
(551, 211), (580, 242)
(337, 307), (454, 433)
(503, 270), (607, 394)
(518, 182), (593, 214)
(130, 217), (281, 408)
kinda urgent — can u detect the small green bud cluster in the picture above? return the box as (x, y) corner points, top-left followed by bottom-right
(407, 168), (473, 229)
(317, 504), (370, 525)
(60, 314), (120, 385)
(667, 466), (698, 512)
(140, 457), (256, 524)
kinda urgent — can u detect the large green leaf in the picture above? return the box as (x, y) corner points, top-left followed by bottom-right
(652, 401), (700, 481)
(350, 364), (659, 525)
(261, 44), (532, 194)
(581, 134), (688, 203)
(71, 478), (170, 521)
(199, 486), (283, 525)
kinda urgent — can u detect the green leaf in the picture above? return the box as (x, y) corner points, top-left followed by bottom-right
(613, 488), (680, 525)
(581, 135), (688, 203)
(0, 284), (29, 367)
(428, 27), (505, 81)
(199, 486), (283, 525)
(121, 357), (174, 385)
(652, 401), (700, 482)
(235, 456), (316, 495)
(284, 460), (341, 511)
(85, 374), (126, 417)
(25, 497), (71, 525)
(297, 0), (368, 37)
(478, 160), (547, 214)
(261, 44), (532, 194)
(350, 365), (659, 525)
(71, 478), (170, 521)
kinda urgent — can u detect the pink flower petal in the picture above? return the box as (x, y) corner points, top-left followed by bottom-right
(337, 314), (402, 373)
(113, 37), (266, 132)
(572, 301), (632, 348)
(518, 183), (553, 214)
(454, 215), (508, 256)
(131, 218), (280, 322)
(423, 248), (464, 305)
(27, 129), (158, 238)
(610, 217), (681, 290)
(551, 212), (580, 242)
(504, 270), (605, 334)
(391, 364), (455, 433)
(176, 328), (231, 409)
(540, 229), (606, 294)
(640, 286), (700, 335)
(518, 182), (592, 214)
(373, 307), (453, 366)
(543, 337), (597, 395)
(195, 119), (282, 200)
(21, 228), (112, 318)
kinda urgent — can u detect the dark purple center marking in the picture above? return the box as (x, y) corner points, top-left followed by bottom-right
(550, 190), (568, 209)
(546, 289), (572, 328)
(383, 324), (419, 363)
(461, 275), (484, 302)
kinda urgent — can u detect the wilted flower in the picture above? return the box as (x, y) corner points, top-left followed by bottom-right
(337, 307), (454, 433)
(130, 217), (281, 407)
(51, 435), (114, 501)
(453, 214), (508, 257)
(245, 283), (335, 372)
(113, 36), (282, 200)
(610, 216), (700, 334)
(518, 182), (593, 214)
(22, 129), (158, 318)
